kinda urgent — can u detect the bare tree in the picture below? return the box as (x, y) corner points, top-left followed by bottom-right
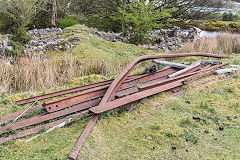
(51, 0), (57, 27)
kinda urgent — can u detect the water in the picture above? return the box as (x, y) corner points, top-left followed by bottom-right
(200, 31), (240, 38)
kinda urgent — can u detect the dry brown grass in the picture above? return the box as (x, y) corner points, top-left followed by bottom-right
(179, 33), (240, 54)
(0, 56), (129, 94)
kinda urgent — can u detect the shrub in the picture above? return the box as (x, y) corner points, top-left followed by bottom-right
(5, 40), (23, 56)
(57, 17), (78, 29)
(129, 31), (149, 45)
(11, 27), (32, 44)
(222, 12), (240, 21)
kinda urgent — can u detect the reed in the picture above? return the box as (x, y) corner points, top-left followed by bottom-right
(179, 33), (240, 54)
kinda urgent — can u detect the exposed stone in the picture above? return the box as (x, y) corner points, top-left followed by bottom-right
(146, 26), (202, 51)
(27, 28), (62, 38)
(0, 26), (201, 64)
(0, 35), (12, 57)
(23, 28), (81, 58)
(219, 126), (224, 131)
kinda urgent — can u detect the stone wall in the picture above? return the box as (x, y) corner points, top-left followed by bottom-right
(145, 26), (202, 51)
(89, 26), (201, 52)
(24, 28), (80, 59)
(0, 26), (201, 63)
(27, 28), (63, 38)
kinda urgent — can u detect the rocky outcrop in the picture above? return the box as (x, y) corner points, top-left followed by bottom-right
(88, 26), (201, 52)
(24, 28), (80, 59)
(0, 26), (201, 64)
(27, 28), (63, 38)
(88, 28), (129, 43)
(144, 27), (201, 51)
(0, 35), (13, 57)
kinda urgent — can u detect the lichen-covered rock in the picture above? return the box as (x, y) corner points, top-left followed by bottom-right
(87, 26), (201, 52)
(145, 26), (201, 51)
(24, 28), (81, 58)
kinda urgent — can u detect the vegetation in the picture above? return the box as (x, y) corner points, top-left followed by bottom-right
(119, 0), (174, 44)
(0, 25), (157, 94)
(0, 0), (236, 46)
(222, 12), (240, 22)
(57, 16), (78, 29)
(0, 1), (240, 159)
(179, 32), (240, 54)
(0, 0), (37, 43)
(0, 53), (239, 159)
(174, 19), (240, 33)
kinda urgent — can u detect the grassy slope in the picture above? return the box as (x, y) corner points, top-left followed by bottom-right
(53, 24), (157, 76)
(219, 20), (240, 24)
(0, 25), (240, 159)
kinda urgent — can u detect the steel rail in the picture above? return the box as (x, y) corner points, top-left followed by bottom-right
(68, 90), (186, 160)
(0, 88), (186, 144)
(68, 114), (99, 160)
(90, 80), (184, 114)
(90, 64), (224, 115)
(1, 67), (175, 124)
(138, 64), (202, 90)
(0, 113), (84, 145)
(15, 72), (149, 106)
(94, 53), (227, 112)
(44, 67), (178, 113)
(138, 63), (227, 91)
(0, 72), (188, 134)
(0, 105), (43, 126)
(0, 63), (227, 134)
(184, 62), (228, 84)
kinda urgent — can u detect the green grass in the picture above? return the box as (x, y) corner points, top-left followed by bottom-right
(0, 72), (239, 160)
(0, 25), (240, 159)
(219, 21), (240, 24)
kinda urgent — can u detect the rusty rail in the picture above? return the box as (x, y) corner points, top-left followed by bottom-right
(0, 53), (228, 160)
(91, 53), (226, 113)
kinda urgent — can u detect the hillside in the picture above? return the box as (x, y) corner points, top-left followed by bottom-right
(0, 25), (240, 159)
(0, 24), (158, 94)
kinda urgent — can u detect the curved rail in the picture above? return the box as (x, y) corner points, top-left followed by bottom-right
(90, 52), (226, 112)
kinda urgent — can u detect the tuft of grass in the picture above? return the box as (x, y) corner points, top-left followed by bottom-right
(178, 32), (240, 54)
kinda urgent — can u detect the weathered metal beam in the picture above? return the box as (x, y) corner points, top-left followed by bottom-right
(16, 80), (112, 106)
(68, 114), (99, 160)
(152, 60), (188, 69)
(168, 61), (202, 78)
(184, 63), (228, 84)
(90, 63), (227, 115)
(44, 67), (178, 113)
(15, 73), (149, 106)
(69, 89), (186, 160)
(0, 113), (84, 145)
(138, 69), (201, 91)
(90, 80), (184, 114)
(94, 53), (226, 113)
(0, 99), (99, 134)
(0, 105), (43, 126)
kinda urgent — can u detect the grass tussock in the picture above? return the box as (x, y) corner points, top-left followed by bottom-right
(0, 56), (130, 94)
(179, 33), (240, 54)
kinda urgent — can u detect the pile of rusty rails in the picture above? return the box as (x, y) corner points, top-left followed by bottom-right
(0, 53), (227, 159)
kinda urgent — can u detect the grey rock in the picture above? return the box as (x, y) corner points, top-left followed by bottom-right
(6, 46), (13, 51)
(69, 36), (80, 42)
(64, 44), (71, 51)
(215, 68), (239, 75)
